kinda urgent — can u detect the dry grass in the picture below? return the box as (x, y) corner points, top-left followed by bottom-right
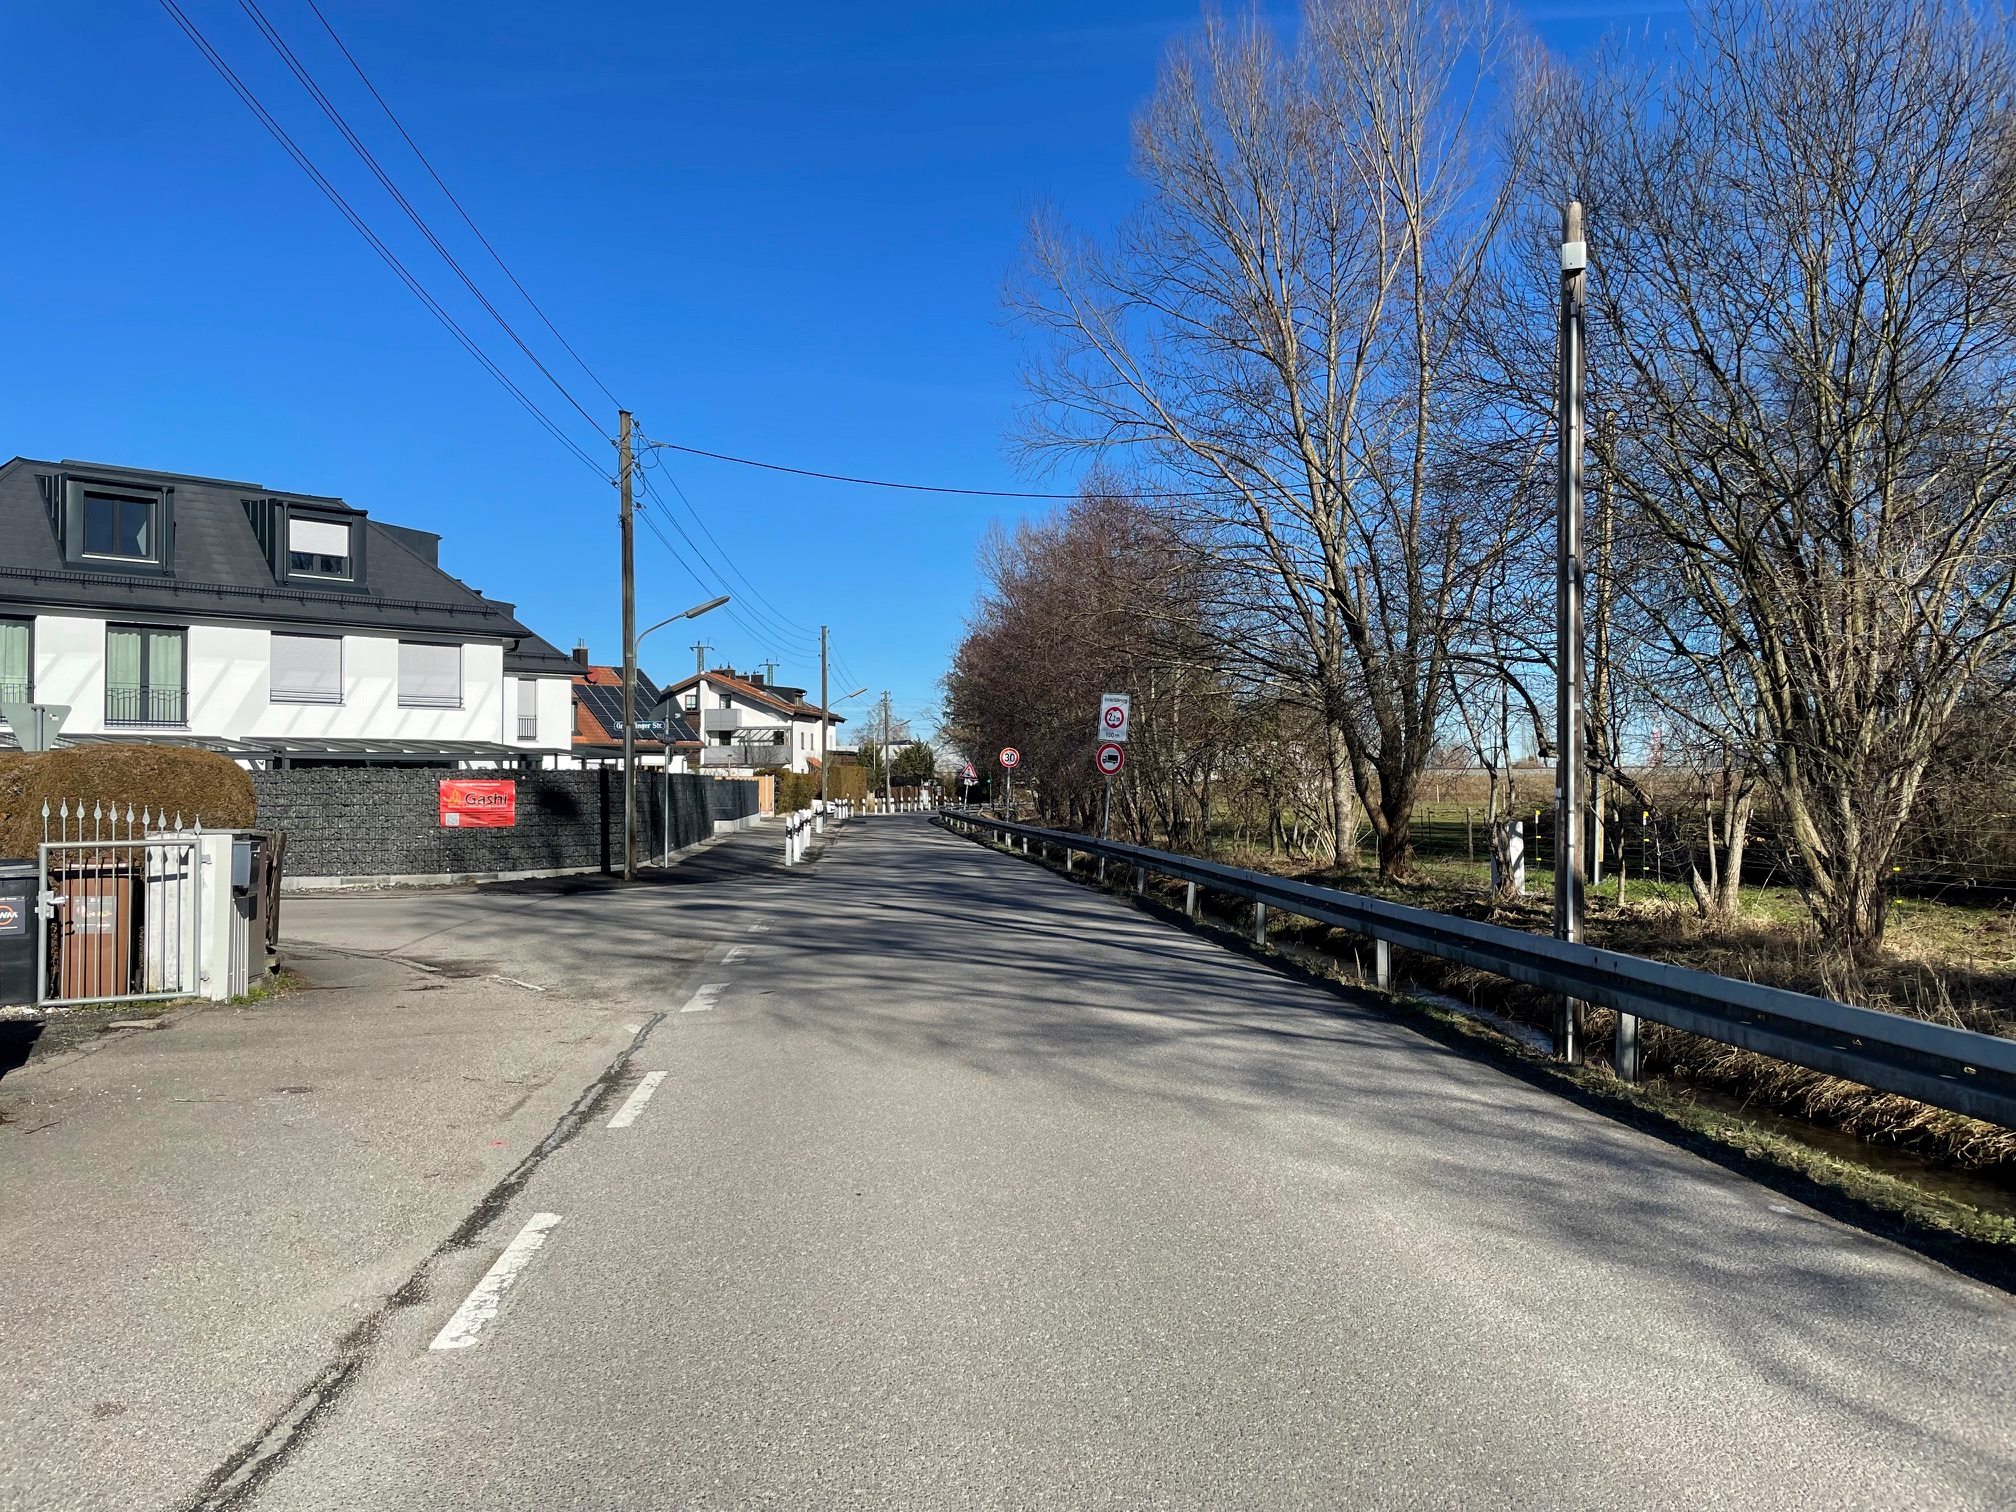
(1209, 843), (2016, 1173)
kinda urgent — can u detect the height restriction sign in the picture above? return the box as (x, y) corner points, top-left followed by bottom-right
(1095, 742), (1125, 775)
(1098, 693), (1132, 742)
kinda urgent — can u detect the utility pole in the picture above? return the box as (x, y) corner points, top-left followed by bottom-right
(691, 641), (711, 680)
(1555, 202), (1588, 1065)
(882, 691), (892, 806)
(819, 625), (829, 819)
(618, 408), (638, 882)
(759, 658), (780, 685)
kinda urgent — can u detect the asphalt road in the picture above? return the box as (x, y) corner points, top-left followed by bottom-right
(8, 815), (2014, 1509)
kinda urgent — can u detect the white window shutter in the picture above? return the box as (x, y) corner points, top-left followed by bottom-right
(288, 517), (351, 557)
(399, 642), (462, 707)
(271, 635), (343, 704)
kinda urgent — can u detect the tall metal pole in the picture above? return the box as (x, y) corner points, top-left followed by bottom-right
(819, 626), (829, 817)
(1555, 203), (1588, 1063)
(882, 691), (892, 806)
(618, 408), (638, 882)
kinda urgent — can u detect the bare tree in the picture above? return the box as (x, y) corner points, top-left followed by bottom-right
(1557, 0), (2016, 950)
(1013, 0), (1540, 879)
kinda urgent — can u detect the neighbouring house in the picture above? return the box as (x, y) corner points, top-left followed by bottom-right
(0, 456), (578, 766)
(562, 646), (702, 773)
(660, 667), (843, 775)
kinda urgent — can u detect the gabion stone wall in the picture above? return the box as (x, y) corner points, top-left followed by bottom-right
(250, 766), (757, 883)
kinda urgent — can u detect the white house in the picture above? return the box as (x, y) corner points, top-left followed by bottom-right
(660, 668), (842, 775)
(0, 457), (577, 765)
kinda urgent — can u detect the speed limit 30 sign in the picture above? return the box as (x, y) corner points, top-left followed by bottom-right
(999, 747), (1021, 769)
(1095, 742), (1125, 775)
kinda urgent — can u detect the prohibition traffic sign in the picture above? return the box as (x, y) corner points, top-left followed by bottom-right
(1095, 742), (1125, 775)
(999, 747), (1021, 769)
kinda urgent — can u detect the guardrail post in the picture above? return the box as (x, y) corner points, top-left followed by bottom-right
(1252, 900), (1267, 944)
(1134, 865), (1145, 895)
(1375, 938), (1391, 990)
(1098, 855), (1107, 883)
(1065, 850), (1075, 874)
(1184, 881), (1197, 920)
(1616, 1012), (1641, 1082)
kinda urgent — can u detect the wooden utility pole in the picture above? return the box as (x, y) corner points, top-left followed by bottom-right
(1555, 204), (1588, 1064)
(618, 409), (638, 882)
(819, 625), (830, 817)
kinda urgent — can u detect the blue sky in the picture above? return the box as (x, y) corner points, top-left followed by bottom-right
(0, 1), (1676, 738)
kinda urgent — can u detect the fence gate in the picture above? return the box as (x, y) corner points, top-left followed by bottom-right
(36, 801), (204, 1007)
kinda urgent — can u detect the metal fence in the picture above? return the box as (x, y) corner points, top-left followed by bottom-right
(36, 800), (203, 1007)
(939, 810), (2016, 1130)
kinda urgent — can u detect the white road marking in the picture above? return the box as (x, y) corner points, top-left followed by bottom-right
(429, 1213), (562, 1351)
(723, 944), (751, 963)
(488, 975), (547, 993)
(606, 1070), (668, 1129)
(680, 982), (726, 1014)
(745, 920), (770, 934)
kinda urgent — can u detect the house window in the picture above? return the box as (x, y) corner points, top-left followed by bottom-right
(105, 625), (186, 725)
(287, 516), (353, 580)
(270, 634), (343, 705)
(516, 678), (538, 741)
(682, 692), (699, 712)
(0, 619), (30, 705)
(398, 642), (462, 709)
(81, 491), (160, 563)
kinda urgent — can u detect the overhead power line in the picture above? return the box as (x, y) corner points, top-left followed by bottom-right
(640, 440), (1158, 500)
(638, 446), (822, 639)
(301, 0), (621, 411)
(156, 0), (608, 480)
(235, 0), (604, 435)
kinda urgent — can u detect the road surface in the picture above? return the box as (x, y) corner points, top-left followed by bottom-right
(5, 816), (2013, 1509)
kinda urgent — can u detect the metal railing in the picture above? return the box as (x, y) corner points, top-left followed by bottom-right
(700, 741), (787, 768)
(939, 811), (2016, 1130)
(105, 684), (185, 726)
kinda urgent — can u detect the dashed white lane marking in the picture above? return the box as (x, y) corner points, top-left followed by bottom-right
(606, 1070), (668, 1130)
(723, 944), (751, 963)
(429, 1213), (562, 1351)
(680, 982), (726, 1014)
(745, 920), (770, 934)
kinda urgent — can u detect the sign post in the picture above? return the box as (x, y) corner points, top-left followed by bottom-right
(1095, 741), (1124, 853)
(998, 747), (1021, 819)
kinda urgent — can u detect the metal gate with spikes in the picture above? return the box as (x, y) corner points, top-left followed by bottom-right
(36, 799), (204, 1007)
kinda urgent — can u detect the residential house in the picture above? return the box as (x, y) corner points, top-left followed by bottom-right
(660, 667), (843, 775)
(0, 457), (577, 765)
(563, 648), (701, 772)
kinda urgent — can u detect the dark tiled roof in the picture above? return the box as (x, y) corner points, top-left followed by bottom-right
(0, 456), (568, 657)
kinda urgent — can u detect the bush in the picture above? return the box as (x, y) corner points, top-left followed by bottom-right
(0, 745), (256, 859)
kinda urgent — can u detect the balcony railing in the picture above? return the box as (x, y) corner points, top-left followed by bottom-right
(106, 684), (186, 726)
(0, 678), (28, 706)
(517, 714), (539, 741)
(700, 708), (777, 734)
(700, 742), (789, 768)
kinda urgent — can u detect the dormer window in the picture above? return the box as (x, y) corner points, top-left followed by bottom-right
(287, 515), (353, 580)
(63, 478), (171, 572)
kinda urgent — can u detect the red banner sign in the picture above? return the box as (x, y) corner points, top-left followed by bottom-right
(439, 778), (517, 828)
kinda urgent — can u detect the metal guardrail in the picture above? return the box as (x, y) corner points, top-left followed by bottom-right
(939, 810), (2016, 1130)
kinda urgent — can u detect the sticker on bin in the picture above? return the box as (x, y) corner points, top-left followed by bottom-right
(0, 896), (23, 935)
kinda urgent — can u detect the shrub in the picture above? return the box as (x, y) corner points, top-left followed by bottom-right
(0, 745), (256, 859)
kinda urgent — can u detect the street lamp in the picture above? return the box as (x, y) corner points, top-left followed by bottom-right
(625, 594), (730, 879)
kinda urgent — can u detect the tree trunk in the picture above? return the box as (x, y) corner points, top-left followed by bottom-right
(1326, 731), (1357, 870)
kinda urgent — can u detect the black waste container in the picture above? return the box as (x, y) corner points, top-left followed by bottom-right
(0, 859), (37, 1008)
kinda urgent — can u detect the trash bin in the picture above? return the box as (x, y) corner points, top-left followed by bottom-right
(0, 858), (37, 1007)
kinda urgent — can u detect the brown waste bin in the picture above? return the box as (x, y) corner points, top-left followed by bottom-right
(54, 861), (135, 1002)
